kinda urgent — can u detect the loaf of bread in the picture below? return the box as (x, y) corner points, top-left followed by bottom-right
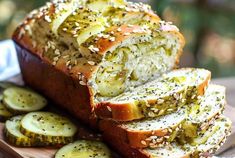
(13, 0), (185, 126)
(13, 0), (232, 157)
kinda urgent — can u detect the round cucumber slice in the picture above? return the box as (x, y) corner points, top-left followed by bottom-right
(20, 112), (77, 146)
(55, 140), (112, 158)
(3, 87), (47, 114)
(5, 115), (33, 146)
(0, 100), (13, 121)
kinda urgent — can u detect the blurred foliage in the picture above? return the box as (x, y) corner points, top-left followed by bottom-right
(0, 0), (234, 77)
(0, 0), (47, 39)
(151, 0), (235, 77)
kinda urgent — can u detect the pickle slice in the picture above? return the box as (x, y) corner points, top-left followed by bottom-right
(20, 112), (77, 146)
(3, 87), (47, 114)
(55, 140), (112, 158)
(0, 99), (13, 121)
(5, 115), (33, 146)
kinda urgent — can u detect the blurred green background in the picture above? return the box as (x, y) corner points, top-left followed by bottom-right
(0, 0), (234, 78)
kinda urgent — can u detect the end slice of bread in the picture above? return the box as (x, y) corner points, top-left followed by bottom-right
(179, 84), (226, 143)
(96, 68), (211, 121)
(102, 115), (232, 158)
(143, 116), (231, 158)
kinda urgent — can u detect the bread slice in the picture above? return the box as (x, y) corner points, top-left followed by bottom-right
(102, 115), (232, 158)
(96, 68), (211, 121)
(180, 84), (226, 143)
(144, 116), (232, 158)
(99, 107), (187, 148)
(99, 84), (225, 148)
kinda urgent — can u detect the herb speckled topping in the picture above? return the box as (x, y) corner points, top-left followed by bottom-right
(14, 0), (185, 99)
(122, 108), (186, 131)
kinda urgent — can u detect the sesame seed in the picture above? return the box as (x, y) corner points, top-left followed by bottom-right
(53, 57), (59, 61)
(168, 128), (173, 133)
(103, 34), (110, 39)
(32, 41), (37, 48)
(44, 15), (52, 23)
(141, 140), (147, 145)
(133, 29), (140, 33)
(109, 37), (115, 42)
(164, 135), (170, 139)
(157, 99), (164, 104)
(107, 106), (112, 112)
(79, 81), (86, 86)
(88, 61), (96, 66)
(117, 28), (122, 32)
(124, 32), (130, 36)
(75, 22), (80, 27)
(18, 28), (26, 39)
(88, 45), (99, 52)
(148, 111), (155, 117)
(55, 49), (60, 55)
(66, 60), (71, 66)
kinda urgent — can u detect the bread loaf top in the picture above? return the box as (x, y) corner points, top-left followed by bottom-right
(13, 0), (185, 103)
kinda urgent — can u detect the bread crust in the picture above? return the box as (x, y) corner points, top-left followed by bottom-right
(99, 119), (170, 148)
(102, 128), (228, 158)
(14, 43), (98, 128)
(95, 68), (211, 121)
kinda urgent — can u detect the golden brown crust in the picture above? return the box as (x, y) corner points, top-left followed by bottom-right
(99, 119), (170, 148)
(14, 43), (98, 128)
(95, 25), (147, 55)
(95, 69), (211, 122)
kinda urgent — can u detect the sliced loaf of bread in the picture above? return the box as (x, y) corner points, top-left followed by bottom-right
(99, 84), (226, 148)
(96, 68), (211, 121)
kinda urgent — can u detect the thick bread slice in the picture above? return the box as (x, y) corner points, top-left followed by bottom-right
(96, 68), (211, 121)
(180, 84), (226, 142)
(102, 116), (232, 158)
(99, 84), (225, 148)
(99, 108), (186, 148)
(144, 116), (232, 158)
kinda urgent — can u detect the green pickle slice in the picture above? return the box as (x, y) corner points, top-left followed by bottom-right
(3, 87), (47, 114)
(20, 112), (77, 146)
(5, 115), (33, 146)
(55, 140), (112, 158)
